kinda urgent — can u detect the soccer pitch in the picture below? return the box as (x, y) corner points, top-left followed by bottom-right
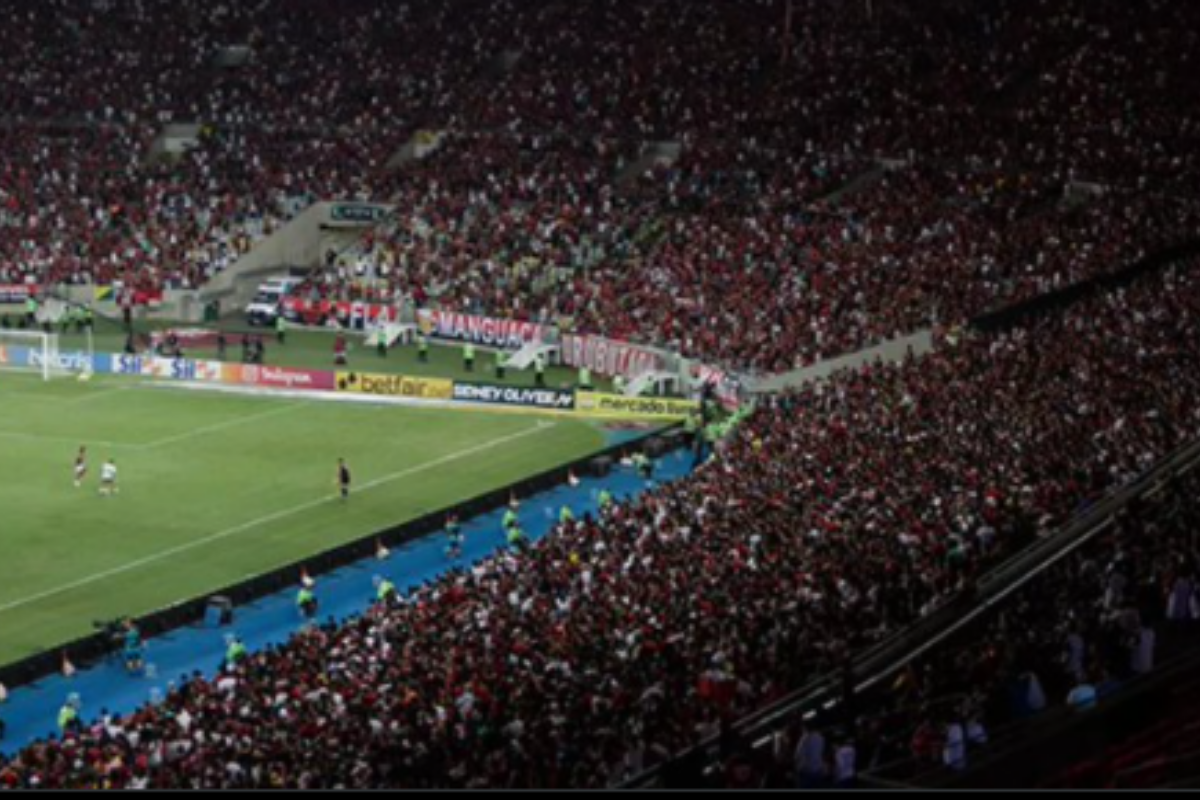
(0, 371), (608, 667)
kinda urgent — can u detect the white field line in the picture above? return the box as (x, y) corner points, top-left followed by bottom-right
(0, 384), (133, 407)
(0, 396), (305, 452)
(61, 386), (137, 406)
(0, 420), (559, 616)
(0, 386), (129, 405)
(0, 429), (136, 451)
(135, 402), (308, 451)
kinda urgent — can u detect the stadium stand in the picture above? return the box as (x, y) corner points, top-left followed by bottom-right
(3, 0), (1198, 372)
(1, 0), (1199, 789)
(3, 252), (1200, 787)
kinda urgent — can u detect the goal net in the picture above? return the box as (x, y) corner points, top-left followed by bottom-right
(0, 329), (92, 381)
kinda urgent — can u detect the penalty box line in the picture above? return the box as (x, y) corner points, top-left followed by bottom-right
(135, 402), (308, 451)
(0, 420), (559, 617)
(0, 400), (307, 453)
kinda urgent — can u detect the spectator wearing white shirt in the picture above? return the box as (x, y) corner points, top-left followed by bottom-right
(834, 738), (857, 788)
(966, 715), (989, 749)
(1167, 574), (1197, 621)
(943, 721), (967, 772)
(794, 724), (828, 789)
(1066, 677), (1099, 712)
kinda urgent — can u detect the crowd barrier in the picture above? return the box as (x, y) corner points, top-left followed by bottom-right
(451, 381), (576, 411)
(575, 392), (700, 421)
(336, 371), (454, 400)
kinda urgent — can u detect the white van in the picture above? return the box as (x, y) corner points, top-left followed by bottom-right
(259, 277), (304, 296)
(244, 276), (303, 326)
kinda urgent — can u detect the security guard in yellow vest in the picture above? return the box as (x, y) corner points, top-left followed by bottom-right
(535, 354), (547, 388)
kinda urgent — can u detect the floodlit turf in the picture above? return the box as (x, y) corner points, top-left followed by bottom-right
(0, 370), (608, 666)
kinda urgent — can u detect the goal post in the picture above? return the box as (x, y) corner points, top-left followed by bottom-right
(0, 329), (93, 381)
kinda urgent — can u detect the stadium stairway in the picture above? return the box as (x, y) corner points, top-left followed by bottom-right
(817, 162), (890, 206)
(616, 141), (683, 190)
(0, 440), (695, 753)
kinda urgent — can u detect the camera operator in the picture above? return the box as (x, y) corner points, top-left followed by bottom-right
(122, 619), (145, 674)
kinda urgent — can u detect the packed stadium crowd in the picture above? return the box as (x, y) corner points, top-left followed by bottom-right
(303, 143), (1200, 373)
(3, 256), (1198, 788)
(1, 0), (1199, 790)
(718, 468), (1200, 789)
(3, 0), (1199, 372)
(276, 0), (1200, 372)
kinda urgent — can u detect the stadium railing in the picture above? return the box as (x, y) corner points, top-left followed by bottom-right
(618, 239), (1200, 788)
(622, 428), (1200, 789)
(972, 240), (1200, 333)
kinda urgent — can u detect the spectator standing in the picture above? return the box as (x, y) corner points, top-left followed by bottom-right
(943, 721), (967, 772)
(834, 738), (857, 788)
(535, 353), (547, 387)
(334, 334), (348, 366)
(794, 724), (828, 788)
(1131, 625), (1156, 676)
(297, 583), (318, 620)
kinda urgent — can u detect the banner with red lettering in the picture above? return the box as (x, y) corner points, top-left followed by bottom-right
(418, 310), (546, 350)
(282, 298), (400, 330)
(133, 289), (164, 308)
(560, 334), (666, 379)
(106, 288), (164, 308)
(0, 285), (39, 304)
(233, 364), (338, 392)
(692, 362), (744, 411)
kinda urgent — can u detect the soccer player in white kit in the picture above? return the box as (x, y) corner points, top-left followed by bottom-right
(100, 459), (119, 497)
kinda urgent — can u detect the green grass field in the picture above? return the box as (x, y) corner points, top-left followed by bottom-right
(0, 370), (609, 666)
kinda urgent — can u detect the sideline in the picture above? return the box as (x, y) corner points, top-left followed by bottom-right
(0, 421), (560, 616)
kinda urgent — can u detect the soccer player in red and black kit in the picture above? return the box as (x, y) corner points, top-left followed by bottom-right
(73, 446), (88, 489)
(337, 459), (352, 501)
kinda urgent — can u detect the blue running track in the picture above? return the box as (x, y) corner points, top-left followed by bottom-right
(0, 444), (695, 753)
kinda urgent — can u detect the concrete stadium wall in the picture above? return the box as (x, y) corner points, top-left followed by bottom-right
(199, 201), (395, 310)
(55, 286), (206, 325)
(749, 330), (935, 394)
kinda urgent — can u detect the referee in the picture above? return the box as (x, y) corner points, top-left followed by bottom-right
(337, 458), (352, 500)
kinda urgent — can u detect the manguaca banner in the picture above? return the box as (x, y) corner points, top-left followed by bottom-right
(418, 310), (547, 350)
